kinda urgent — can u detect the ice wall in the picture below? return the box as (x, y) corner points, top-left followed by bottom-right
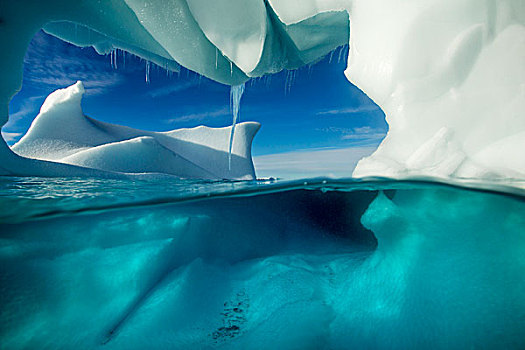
(0, 0), (349, 177)
(0, 185), (523, 348)
(11, 82), (260, 180)
(347, 0), (525, 180)
(1, 0), (524, 181)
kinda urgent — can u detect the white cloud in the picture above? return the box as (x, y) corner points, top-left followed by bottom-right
(316, 126), (387, 143)
(4, 95), (44, 130)
(166, 107), (230, 124)
(340, 126), (386, 141)
(1, 131), (22, 143)
(147, 80), (200, 98)
(316, 105), (381, 116)
(23, 31), (123, 95)
(254, 146), (378, 179)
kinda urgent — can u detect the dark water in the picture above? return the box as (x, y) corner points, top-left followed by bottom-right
(0, 177), (524, 349)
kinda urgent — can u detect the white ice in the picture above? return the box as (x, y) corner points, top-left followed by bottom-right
(12, 81), (260, 180)
(0, 0), (524, 182)
(228, 83), (246, 170)
(347, 0), (525, 182)
(0, 0), (348, 178)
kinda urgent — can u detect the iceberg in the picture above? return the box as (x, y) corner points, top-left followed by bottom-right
(1, 2), (525, 349)
(0, 180), (524, 349)
(347, 0), (525, 181)
(12, 81), (260, 180)
(0, 0), (349, 178)
(0, 0), (523, 181)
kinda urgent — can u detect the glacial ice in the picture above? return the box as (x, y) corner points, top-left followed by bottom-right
(0, 0), (349, 178)
(228, 83), (246, 170)
(12, 81), (260, 180)
(348, 0), (525, 181)
(0, 183), (524, 349)
(0, 1), (522, 181)
(1, 2), (524, 349)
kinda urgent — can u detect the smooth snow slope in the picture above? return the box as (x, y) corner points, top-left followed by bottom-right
(0, 0), (524, 181)
(12, 82), (260, 180)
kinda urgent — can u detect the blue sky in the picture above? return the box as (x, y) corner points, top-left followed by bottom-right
(5, 30), (386, 177)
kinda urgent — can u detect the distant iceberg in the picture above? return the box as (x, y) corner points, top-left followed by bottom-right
(12, 82), (260, 180)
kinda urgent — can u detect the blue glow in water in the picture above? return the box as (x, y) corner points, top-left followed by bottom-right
(0, 177), (524, 349)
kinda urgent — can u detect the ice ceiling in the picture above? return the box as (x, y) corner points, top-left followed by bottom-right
(0, 0), (524, 181)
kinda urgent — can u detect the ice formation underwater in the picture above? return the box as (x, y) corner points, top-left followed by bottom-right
(0, 1), (525, 349)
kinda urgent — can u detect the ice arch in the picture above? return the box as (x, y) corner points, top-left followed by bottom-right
(0, 0), (349, 177)
(1, 0), (524, 181)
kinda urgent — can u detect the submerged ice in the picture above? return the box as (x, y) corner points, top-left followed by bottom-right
(0, 1), (524, 348)
(0, 181), (524, 349)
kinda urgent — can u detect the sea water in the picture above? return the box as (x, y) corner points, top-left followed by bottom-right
(0, 177), (524, 349)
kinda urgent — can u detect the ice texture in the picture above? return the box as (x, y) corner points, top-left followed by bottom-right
(228, 83), (246, 170)
(0, 0), (348, 177)
(348, 0), (525, 181)
(0, 1), (524, 181)
(0, 184), (523, 349)
(12, 82), (260, 180)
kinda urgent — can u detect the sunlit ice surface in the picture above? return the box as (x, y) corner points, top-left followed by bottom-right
(0, 177), (524, 349)
(1, 1), (524, 348)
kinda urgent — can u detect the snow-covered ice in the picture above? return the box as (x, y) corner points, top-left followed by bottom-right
(12, 81), (259, 180)
(347, 0), (525, 181)
(0, 0), (524, 182)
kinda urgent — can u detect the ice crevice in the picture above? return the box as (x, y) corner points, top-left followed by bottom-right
(0, 0), (524, 182)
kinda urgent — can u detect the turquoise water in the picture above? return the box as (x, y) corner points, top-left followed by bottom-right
(0, 177), (524, 349)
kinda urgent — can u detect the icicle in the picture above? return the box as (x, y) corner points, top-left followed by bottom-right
(114, 49), (118, 70)
(145, 61), (150, 83)
(284, 70), (296, 94)
(230, 61), (233, 76)
(264, 75), (272, 88)
(329, 49), (335, 64)
(228, 83), (246, 171)
(215, 48), (218, 69)
(338, 45), (345, 63)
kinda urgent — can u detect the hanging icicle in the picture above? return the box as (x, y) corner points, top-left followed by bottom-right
(228, 83), (246, 171)
(145, 61), (151, 83)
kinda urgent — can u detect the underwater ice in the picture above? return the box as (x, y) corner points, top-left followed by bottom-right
(0, 1), (524, 349)
(0, 183), (524, 349)
(12, 81), (259, 180)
